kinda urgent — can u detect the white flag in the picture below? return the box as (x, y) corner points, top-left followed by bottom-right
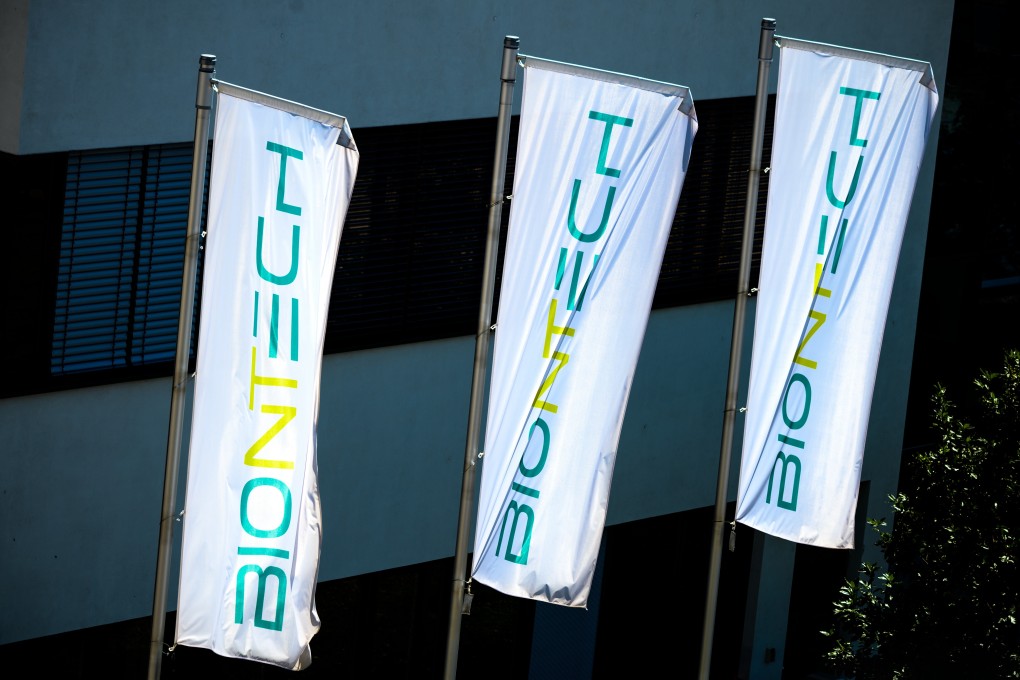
(471, 58), (697, 605)
(736, 39), (938, 548)
(176, 88), (358, 668)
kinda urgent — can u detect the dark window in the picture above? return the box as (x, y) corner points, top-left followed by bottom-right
(1, 95), (772, 398)
(52, 143), (205, 375)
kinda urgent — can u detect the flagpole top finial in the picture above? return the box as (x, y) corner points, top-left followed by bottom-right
(199, 54), (216, 71)
(504, 36), (520, 49)
(761, 18), (776, 30)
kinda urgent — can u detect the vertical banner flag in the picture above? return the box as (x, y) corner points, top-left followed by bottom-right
(472, 58), (697, 605)
(176, 86), (358, 669)
(736, 39), (938, 548)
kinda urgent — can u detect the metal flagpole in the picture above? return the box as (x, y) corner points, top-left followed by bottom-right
(147, 53), (216, 680)
(443, 35), (519, 680)
(698, 19), (775, 680)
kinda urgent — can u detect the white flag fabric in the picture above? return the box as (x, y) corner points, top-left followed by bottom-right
(736, 39), (938, 548)
(176, 88), (358, 669)
(471, 58), (697, 605)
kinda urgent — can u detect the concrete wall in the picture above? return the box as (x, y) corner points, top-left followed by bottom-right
(6, 1), (952, 154)
(0, 0), (953, 646)
(0, 302), (742, 643)
(0, 0), (29, 154)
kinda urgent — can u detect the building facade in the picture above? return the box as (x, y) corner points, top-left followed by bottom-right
(0, 1), (957, 677)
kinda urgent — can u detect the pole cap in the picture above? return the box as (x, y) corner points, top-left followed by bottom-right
(504, 36), (520, 49)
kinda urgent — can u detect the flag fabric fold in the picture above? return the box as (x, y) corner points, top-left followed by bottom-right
(176, 89), (358, 669)
(736, 39), (938, 548)
(471, 58), (697, 606)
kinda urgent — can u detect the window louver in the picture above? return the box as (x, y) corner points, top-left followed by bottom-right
(11, 94), (770, 396)
(52, 143), (203, 374)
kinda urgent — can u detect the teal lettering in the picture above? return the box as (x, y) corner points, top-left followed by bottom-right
(542, 298), (575, 358)
(265, 141), (303, 216)
(511, 481), (540, 498)
(252, 292), (299, 361)
(290, 297), (299, 361)
(567, 180), (616, 243)
(252, 291), (260, 337)
(554, 247), (599, 311)
(238, 546), (290, 558)
(235, 563), (287, 630)
(518, 418), (550, 478)
(766, 451), (802, 511)
(256, 216), (300, 285)
(830, 216), (848, 275)
(588, 111), (634, 178)
(240, 477), (293, 539)
(838, 87), (881, 148)
(817, 215), (828, 256)
(782, 373), (812, 430)
(269, 293), (280, 358)
(496, 500), (534, 564)
(818, 213), (849, 274)
(825, 151), (863, 209)
(777, 433), (805, 449)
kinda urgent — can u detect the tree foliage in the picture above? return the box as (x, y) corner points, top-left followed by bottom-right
(824, 349), (1020, 679)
